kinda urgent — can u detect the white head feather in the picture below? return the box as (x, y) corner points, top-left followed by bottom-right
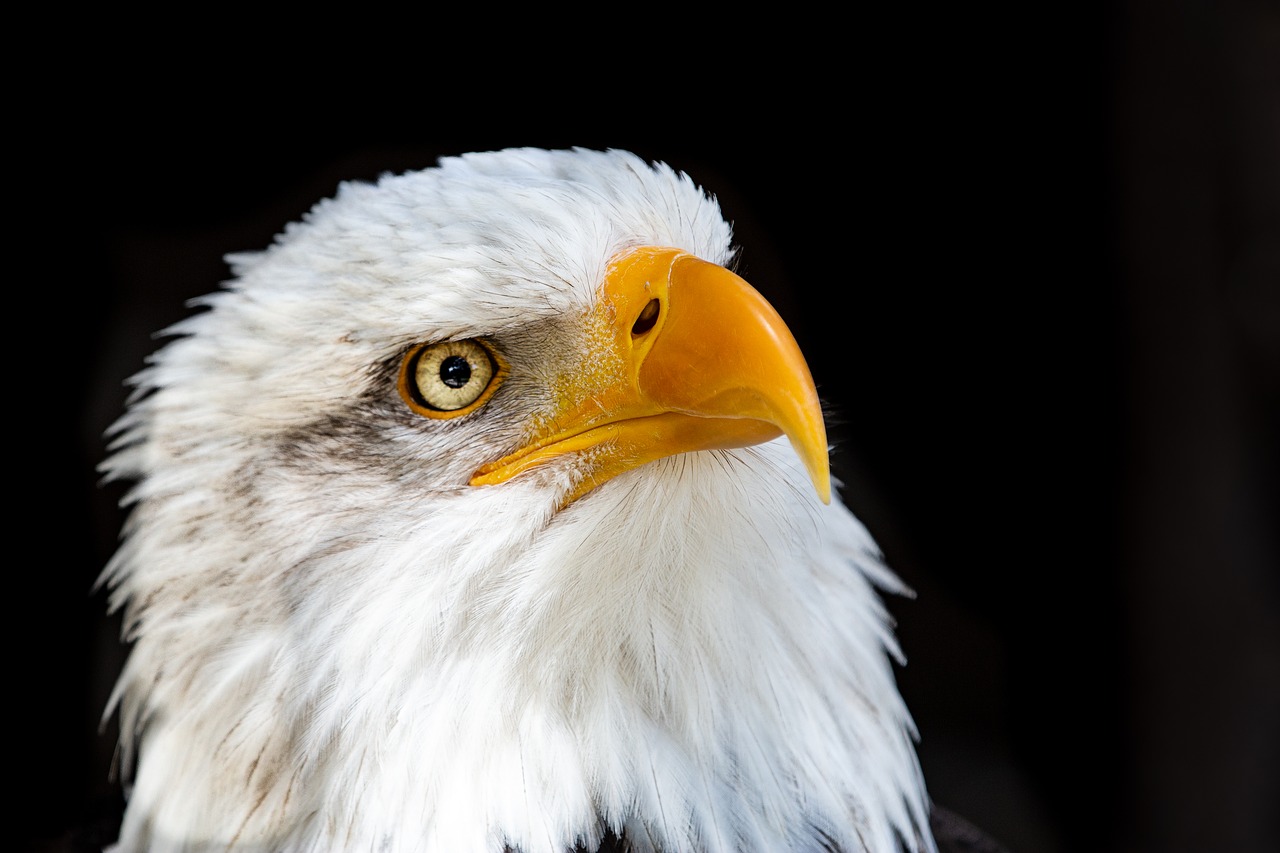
(100, 147), (934, 852)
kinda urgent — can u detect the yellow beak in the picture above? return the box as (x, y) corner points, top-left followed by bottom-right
(470, 246), (830, 507)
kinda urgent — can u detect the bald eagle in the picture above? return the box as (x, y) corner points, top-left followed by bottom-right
(98, 148), (995, 853)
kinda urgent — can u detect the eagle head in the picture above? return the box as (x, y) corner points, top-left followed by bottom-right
(100, 148), (933, 852)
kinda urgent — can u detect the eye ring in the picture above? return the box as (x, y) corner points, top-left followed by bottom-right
(397, 338), (507, 419)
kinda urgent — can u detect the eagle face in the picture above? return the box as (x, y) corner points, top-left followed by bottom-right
(101, 148), (933, 853)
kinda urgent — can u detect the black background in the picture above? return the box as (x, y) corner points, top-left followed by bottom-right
(18, 2), (1279, 851)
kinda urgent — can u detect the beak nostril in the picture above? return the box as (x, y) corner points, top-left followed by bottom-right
(632, 299), (661, 337)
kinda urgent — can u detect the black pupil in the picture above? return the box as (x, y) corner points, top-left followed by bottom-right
(440, 355), (472, 388)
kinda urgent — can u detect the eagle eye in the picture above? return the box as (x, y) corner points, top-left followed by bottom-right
(398, 338), (506, 419)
